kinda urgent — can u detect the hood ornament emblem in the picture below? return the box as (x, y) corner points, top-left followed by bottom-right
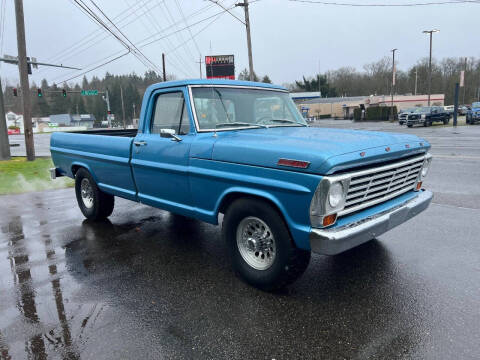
(360, 152), (366, 157)
(385, 147), (391, 152)
(405, 144), (410, 148)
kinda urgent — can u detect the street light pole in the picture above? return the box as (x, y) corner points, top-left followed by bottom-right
(391, 48), (397, 121)
(423, 29), (439, 107)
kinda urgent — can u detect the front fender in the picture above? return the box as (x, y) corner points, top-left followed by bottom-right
(213, 187), (313, 251)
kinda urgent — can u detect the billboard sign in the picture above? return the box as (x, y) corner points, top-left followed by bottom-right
(205, 55), (235, 80)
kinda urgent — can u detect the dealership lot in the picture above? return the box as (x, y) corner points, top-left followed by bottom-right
(1, 122), (480, 359)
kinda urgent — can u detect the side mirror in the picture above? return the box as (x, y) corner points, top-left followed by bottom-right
(160, 128), (182, 142)
(160, 128), (176, 138)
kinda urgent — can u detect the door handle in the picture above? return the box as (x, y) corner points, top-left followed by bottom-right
(134, 141), (147, 146)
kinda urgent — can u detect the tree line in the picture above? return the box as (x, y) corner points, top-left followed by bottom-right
(290, 56), (480, 105)
(2, 56), (479, 125)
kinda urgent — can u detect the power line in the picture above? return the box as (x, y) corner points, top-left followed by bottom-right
(137, 0), (197, 77)
(52, 4), (235, 84)
(72, 0), (164, 76)
(174, 0), (202, 55)
(288, 0), (480, 6)
(161, 0), (198, 75)
(3, 0), (161, 78)
(29, 0), (220, 82)
(88, 0), (163, 74)
(51, 0), (219, 80)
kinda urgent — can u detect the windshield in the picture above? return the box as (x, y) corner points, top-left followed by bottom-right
(472, 102), (480, 108)
(413, 107), (430, 113)
(191, 86), (307, 131)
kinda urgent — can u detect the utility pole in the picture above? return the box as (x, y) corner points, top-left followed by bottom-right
(462, 57), (467, 105)
(196, 54), (203, 79)
(120, 86), (126, 129)
(414, 68), (418, 96)
(423, 29), (439, 107)
(235, 1), (254, 81)
(14, 0), (35, 161)
(132, 103), (136, 119)
(104, 90), (111, 128)
(162, 53), (167, 82)
(0, 78), (11, 160)
(391, 48), (397, 121)
(453, 82), (459, 127)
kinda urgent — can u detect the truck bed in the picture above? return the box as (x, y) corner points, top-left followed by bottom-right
(50, 131), (138, 200)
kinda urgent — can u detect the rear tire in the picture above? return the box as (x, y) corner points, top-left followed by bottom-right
(75, 168), (114, 220)
(222, 198), (310, 291)
(407, 124), (413, 128)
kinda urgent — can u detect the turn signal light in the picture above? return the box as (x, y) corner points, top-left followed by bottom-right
(323, 213), (337, 227)
(416, 181), (422, 190)
(277, 158), (310, 169)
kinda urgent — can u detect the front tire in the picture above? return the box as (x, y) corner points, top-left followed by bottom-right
(75, 168), (114, 220)
(222, 198), (311, 291)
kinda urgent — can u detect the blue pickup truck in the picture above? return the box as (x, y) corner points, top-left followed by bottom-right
(50, 79), (433, 290)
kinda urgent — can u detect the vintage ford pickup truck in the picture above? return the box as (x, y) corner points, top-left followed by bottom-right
(50, 79), (433, 290)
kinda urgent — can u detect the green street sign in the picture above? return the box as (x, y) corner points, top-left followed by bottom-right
(81, 90), (98, 96)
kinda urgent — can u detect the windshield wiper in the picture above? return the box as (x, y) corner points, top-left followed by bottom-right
(269, 119), (307, 127)
(215, 122), (266, 129)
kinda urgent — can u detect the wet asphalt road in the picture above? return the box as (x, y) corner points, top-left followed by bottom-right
(1, 122), (480, 359)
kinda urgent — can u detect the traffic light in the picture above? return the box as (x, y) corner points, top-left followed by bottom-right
(62, 89), (67, 97)
(13, 88), (18, 97)
(37, 88), (42, 97)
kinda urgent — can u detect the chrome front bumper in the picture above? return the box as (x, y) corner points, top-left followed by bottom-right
(310, 190), (433, 255)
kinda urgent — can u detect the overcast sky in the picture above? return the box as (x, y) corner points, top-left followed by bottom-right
(0, 0), (478, 86)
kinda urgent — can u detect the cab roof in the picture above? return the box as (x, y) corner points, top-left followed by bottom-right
(146, 79), (287, 93)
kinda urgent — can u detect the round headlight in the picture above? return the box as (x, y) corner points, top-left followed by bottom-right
(328, 182), (344, 208)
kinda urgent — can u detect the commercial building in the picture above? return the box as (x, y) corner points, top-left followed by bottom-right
(292, 92), (445, 119)
(49, 114), (95, 128)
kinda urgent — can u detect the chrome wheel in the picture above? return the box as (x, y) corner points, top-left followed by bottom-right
(236, 216), (276, 270)
(80, 178), (94, 209)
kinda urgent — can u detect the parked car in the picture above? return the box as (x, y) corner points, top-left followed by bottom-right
(7, 128), (20, 135)
(406, 106), (451, 127)
(459, 105), (470, 115)
(398, 108), (417, 125)
(50, 79), (433, 291)
(444, 105), (454, 114)
(466, 102), (480, 124)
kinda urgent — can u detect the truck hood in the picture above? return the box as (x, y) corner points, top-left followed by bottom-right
(211, 127), (430, 175)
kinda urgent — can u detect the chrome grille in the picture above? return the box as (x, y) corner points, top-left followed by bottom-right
(339, 155), (425, 216)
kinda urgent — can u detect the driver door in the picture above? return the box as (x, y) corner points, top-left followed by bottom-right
(131, 88), (194, 216)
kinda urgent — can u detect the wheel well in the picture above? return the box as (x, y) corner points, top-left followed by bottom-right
(218, 192), (284, 220)
(71, 165), (84, 177)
